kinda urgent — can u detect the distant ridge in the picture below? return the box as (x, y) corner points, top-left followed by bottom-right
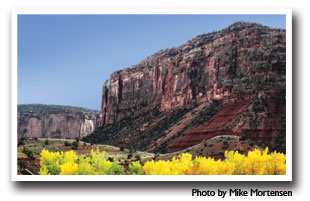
(18, 104), (99, 114)
(18, 104), (100, 139)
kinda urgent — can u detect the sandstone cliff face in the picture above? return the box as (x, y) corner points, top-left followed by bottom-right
(88, 22), (286, 153)
(100, 22), (285, 126)
(18, 105), (100, 139)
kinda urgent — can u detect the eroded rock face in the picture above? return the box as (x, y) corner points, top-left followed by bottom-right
(18, 107), (100, 139)
(88, 22), (286, 153)
(100, 22), (286, 128)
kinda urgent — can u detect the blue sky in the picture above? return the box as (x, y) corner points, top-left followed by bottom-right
(18, 14), (286, 110)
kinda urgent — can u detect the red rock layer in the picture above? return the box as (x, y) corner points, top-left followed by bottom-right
(168, 93), (285, 152)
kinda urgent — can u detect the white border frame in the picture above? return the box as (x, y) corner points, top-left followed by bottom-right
(11, 8), (292, 181)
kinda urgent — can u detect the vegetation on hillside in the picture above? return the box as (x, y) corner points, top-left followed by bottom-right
(18, 104), (99, 114)
(82, 106), (194, 152)
(154, 100), (220, 153)
(82, 100), (221, 154)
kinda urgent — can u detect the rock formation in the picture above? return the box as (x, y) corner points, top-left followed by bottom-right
(86, 22), (286, 153)
(18, 104), (100, 139)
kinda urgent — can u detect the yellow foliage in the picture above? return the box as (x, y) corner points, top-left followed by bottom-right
(60, 162), (78, 175)
(143, 149), (285, 175)
(39, 148), (123, 175)
(39, 149), (63, 167)
(143, 153), (194, 175)
(77, 157), (95, 175)
(39, 147), (286, 175)
(127, 161), (144, 175)
(186, 157), (235, 175)
(63, 150), (77, 163)
(224, 148), (286, 175)
(225, 150), (246, 174)
(39, 165), (49, 175)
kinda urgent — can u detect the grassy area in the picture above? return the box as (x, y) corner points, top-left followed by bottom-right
(156, 135), (262, 161)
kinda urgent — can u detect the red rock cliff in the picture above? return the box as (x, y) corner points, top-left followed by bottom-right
(100, 22), (286, 128)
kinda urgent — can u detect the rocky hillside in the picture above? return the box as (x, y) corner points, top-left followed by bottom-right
(18, 104), (100, 139)
(83, 22), (286, 153)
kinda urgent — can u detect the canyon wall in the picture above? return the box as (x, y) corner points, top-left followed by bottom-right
(87, 22), (286, 153)
(100, 22), (285, 127)
(18, 105), (100, 139)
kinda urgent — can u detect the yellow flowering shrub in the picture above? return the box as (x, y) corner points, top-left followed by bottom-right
(39, 165), (49, 175)
(225, 148), (286, 175)
(187, 157), (235, 175)
(59, 150), (78, 175)
(143, 160), (172, 175)
(143, 153), (194, 175)
(142, 149), (285, 175)
(39, 148), (286, 175)
(39, 149), (64, 175)
(224, 150), (246, 174)
(171, 153), (194, 174)
(39, 148), (124, 175)
(127, 161), (144, 175)
(77, 157), (95, 175)
(243, 148), (268, 175)
(60, 162), (78, 175)
(90, 148), (112, 174)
